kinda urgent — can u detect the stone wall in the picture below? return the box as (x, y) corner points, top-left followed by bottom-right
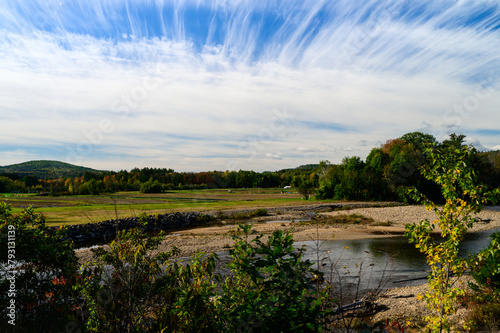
(61, 212), (209, 247)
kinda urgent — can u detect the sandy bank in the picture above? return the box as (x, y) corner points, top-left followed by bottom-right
(76, 204), (500, 263)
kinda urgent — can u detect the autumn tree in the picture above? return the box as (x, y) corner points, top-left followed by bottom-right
(404, 137), (500, 332)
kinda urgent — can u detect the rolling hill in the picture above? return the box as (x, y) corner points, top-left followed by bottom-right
(0, 160), (105, 179)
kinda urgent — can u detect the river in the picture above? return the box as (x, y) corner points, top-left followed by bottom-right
(295, 227), (500, 290)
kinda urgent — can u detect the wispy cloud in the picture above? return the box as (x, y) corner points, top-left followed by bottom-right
(0, 0), (499, 171)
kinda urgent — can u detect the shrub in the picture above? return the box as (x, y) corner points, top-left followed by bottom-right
(75, 227), (221, 332)
(140, 180), (163, 193)
(464, 302), (500, 332)
(219, 224), (329, 332)
(0, 203), (79, 333)
(248, 208), (268, 217)
(226, 208), (268, 220)
(195, 213), (216, 225)
(469, 231), (500, 295)
(298, 181), (314, 200)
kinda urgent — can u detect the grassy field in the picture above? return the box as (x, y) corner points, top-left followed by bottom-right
(1, 188), (336, 226)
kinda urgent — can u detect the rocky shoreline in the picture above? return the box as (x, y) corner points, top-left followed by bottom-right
(66, 201), (400, 248)
(74, 203), (500, 263)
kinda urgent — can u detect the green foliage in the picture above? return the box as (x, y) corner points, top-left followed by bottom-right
(0, 175), (26, 193)
(316, 131), (438, 202)
(404, 139), (500, 332)
(75, 223), (331, 332)
(138, 211), (149, 226)
(5, 132), (500, 202)
(316, 156), (373, 200)
(399, 132), (436, 149)
(468, 232), (500, 295)
(0, 202), (79, 333)
(219, 224), (329, 332)
(75, 228), (222, 333)
(140, 180), (163, 193)
(195, 213), (217, 225)
(86, 179), (105, 195)
(76, 228), (167, 332)
(298, 180), (314, 200)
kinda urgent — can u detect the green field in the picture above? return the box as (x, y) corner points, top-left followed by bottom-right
(1, 188), (334, 226)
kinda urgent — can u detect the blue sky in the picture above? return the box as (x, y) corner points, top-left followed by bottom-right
(1, 0), (499, 172)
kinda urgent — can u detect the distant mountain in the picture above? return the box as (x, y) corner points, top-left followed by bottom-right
(295, 164), (320, 170)
(0, 160), (105, 179)
(274, 164), (320, 173)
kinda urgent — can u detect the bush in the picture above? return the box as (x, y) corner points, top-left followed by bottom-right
(75, 223), (331, 332)
(0, 203), (79, 333)
(140, 180), (163, 193)
(469, 232), (500, 294)
(75, 228), (221, 333)
(298, 181), (314, 200)
(195, 214), (216, 225)
(226, 208), (268, 220)
(248, 208), (268, 218)
(219, 224), (329, 332)
(464, 301), (500, 332)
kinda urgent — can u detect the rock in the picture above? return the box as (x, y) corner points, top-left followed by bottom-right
(52, 211), (213, 247)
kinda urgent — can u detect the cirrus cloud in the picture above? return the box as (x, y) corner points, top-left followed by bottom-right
(0, 0), (499, 171)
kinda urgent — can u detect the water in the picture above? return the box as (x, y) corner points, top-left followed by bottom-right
(296, 228), (500, 289)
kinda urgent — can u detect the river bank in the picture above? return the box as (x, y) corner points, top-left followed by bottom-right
(74, 204), (500, 330)
(75, 203), (500, 263)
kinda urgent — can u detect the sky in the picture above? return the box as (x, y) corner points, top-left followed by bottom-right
(1, 0), (500, 172)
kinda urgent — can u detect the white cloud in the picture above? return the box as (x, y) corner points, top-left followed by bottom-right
(0, 0), (499, 170)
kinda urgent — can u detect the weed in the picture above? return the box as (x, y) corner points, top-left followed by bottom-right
(372, 221), (393, 227)
(224, 208), (269, 220)
(249, 208), (268, 217)
(301, 213), (375, 226)
(195, 214), (216, 225)
(464, 301), (500, 332)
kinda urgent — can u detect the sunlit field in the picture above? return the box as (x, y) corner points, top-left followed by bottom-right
(0, 188), (335, 226)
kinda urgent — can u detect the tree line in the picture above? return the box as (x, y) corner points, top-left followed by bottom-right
(1, 132), (499, 200)
(0, 165), (319, 195)
(316, 132), (500, 203)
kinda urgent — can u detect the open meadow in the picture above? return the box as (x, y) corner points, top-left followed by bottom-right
(0, 188), (337, 226)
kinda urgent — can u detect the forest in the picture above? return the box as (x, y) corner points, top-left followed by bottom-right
(1, 132), (500, 202)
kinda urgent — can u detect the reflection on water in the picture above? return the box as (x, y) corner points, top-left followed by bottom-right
(296, 228), (500, 289)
